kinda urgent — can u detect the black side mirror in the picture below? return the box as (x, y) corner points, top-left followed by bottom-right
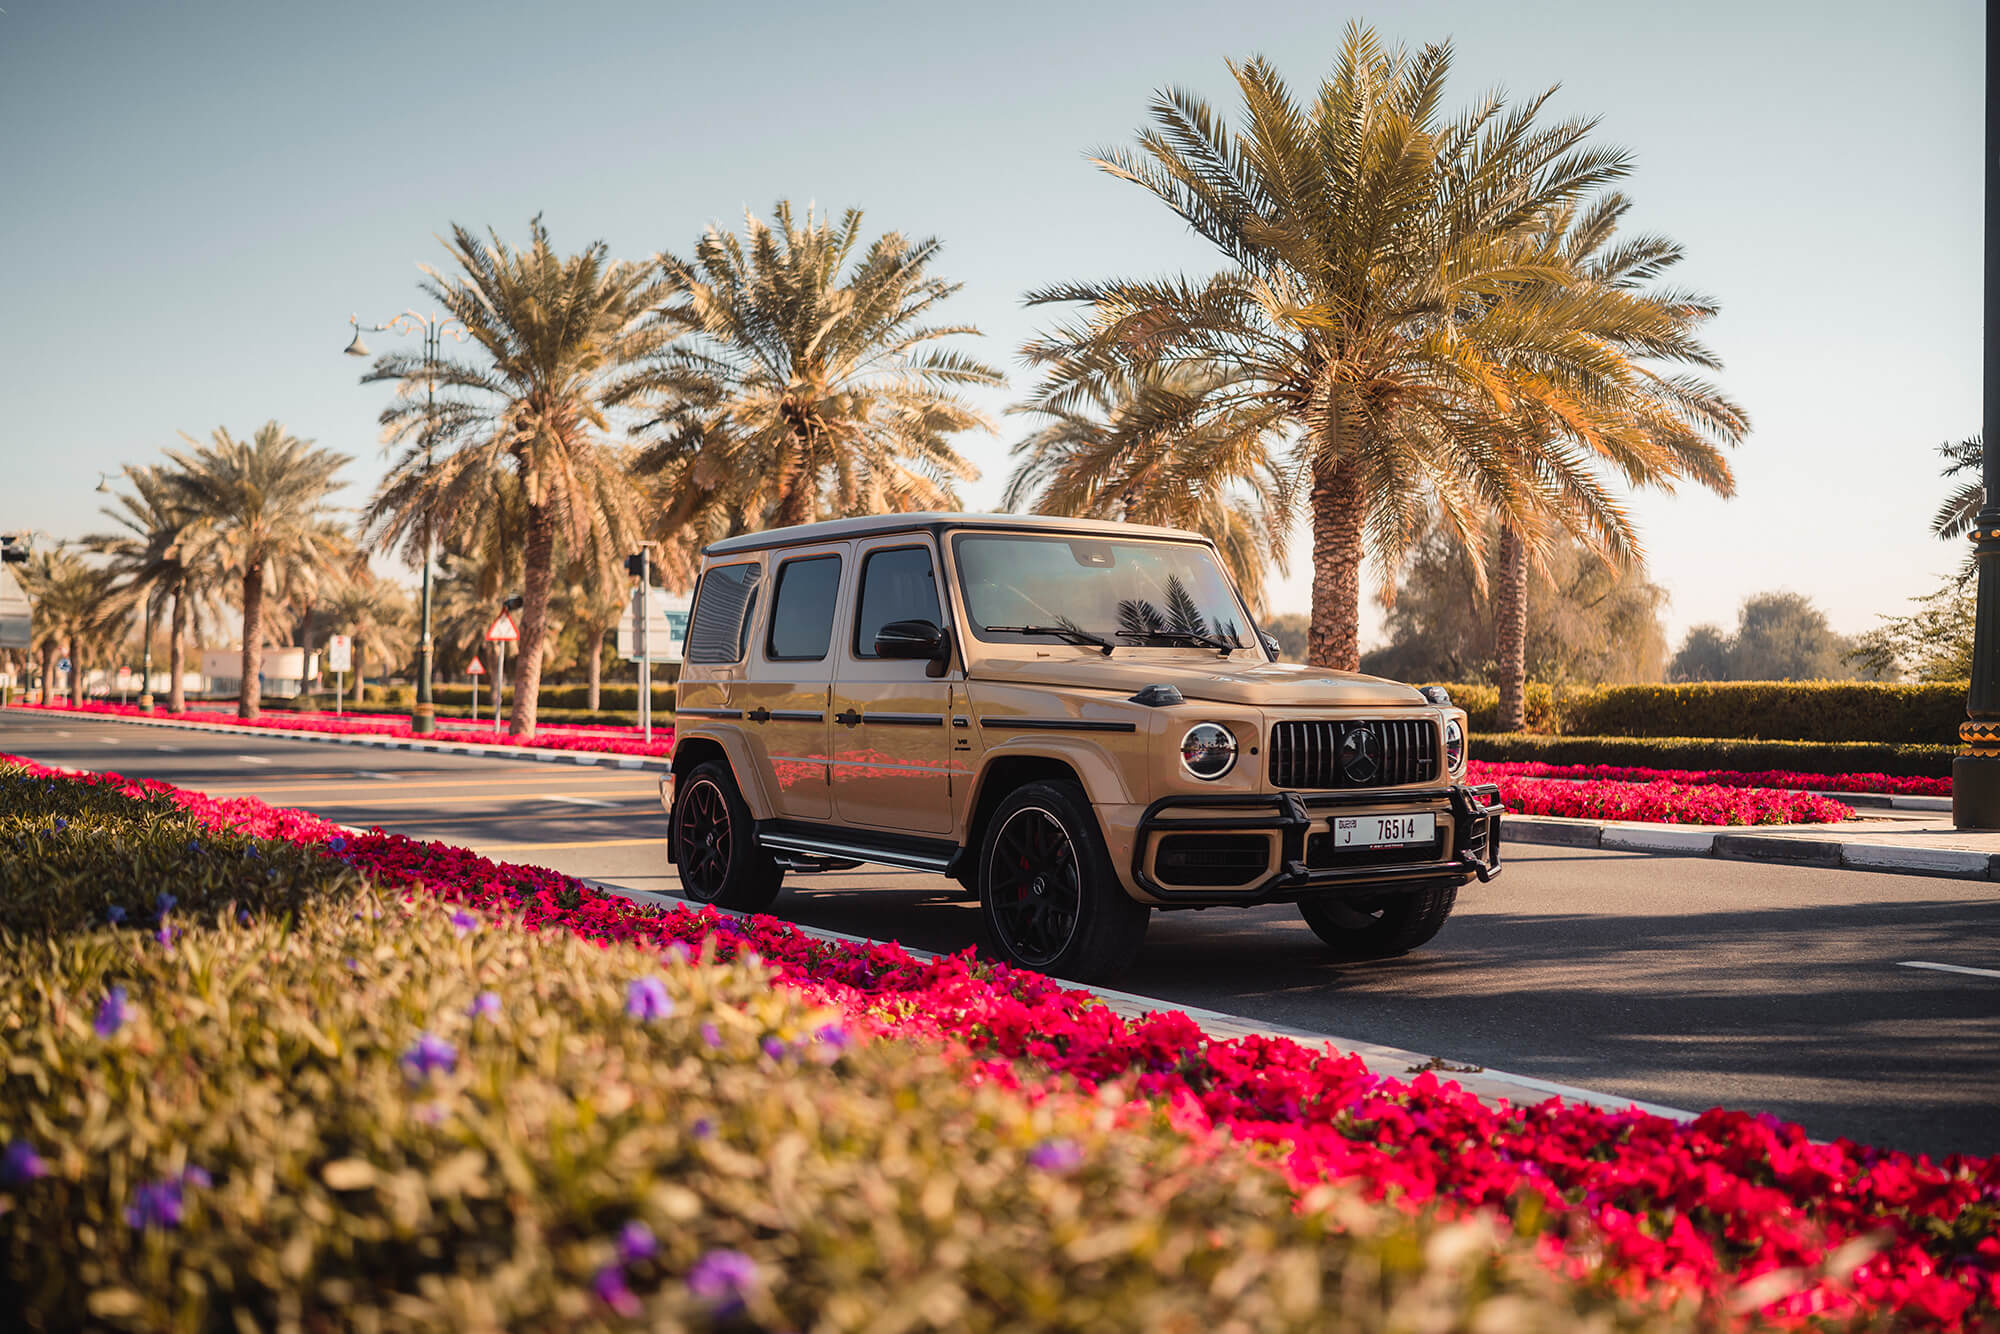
(875, 619), (951, 675)
(1259, 631), (1282, 659)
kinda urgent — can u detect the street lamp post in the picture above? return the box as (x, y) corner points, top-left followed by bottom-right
(1957, 14), (2000, 828)
(344, 311), (467, 737)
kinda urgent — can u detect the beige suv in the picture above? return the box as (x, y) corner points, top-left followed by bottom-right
(661, 513), (1502, 979)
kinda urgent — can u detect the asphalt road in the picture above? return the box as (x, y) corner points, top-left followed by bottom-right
(6, 710), (1997, 1158)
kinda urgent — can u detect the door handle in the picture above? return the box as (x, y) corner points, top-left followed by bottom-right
(834, 709), (862, 727)
(747, 707), (771, 723)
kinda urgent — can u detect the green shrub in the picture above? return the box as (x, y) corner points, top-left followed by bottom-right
(1427, 683), (1559, 733)
(1557, 681), (1965, 744)
(0, 892), (1678, 1332)
(1470, 732), (1955, 777)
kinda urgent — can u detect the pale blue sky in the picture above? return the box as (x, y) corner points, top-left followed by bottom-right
(0, 0), (1981, 649)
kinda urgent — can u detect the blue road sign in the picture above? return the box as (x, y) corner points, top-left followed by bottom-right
(57, 657), (70, 673)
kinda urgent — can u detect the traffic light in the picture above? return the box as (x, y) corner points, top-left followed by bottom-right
(0, 535), (27, 564)
(625, 552), (647, 578)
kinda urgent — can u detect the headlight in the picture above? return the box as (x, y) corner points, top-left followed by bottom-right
(1179, 723), (1239, 780)
(1444, 717), (1466, 772)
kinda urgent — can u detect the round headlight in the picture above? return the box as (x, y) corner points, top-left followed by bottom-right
(1180, 723), (1238, 780)
(1444, 717), (1466, 772)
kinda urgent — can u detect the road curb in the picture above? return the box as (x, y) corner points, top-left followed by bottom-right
(9, 708), (673, 773)
(583, 879), (1699, 1124)
(1505, 815), (2000, 882)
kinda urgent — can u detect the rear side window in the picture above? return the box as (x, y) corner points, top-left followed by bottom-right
(766, 555), (842, 660)
(853, 546), (941, 658)
(685, 562), (763, 664)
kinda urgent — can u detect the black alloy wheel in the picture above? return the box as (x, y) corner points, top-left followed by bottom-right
(977, 780), (1148, 980)
(673, 761), (783, 911)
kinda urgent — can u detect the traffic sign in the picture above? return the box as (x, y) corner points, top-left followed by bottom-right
(325, 634), (352, 673)
(57, 657), (70, 673)
(484, 613), (519, 643)
(466, 657), (486, 676)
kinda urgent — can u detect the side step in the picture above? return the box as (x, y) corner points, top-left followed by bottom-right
(757, 821), (961, 876)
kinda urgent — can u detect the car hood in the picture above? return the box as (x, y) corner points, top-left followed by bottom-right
(970, 655), (1428, 709)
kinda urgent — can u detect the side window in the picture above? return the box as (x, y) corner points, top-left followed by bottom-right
(684, 562), (763, 664)
(766, 554), (842, 660)
(853, 546), (942, 658)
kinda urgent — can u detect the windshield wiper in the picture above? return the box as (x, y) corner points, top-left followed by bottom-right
(982, 624), (1115, 656)
(1116, 629), (1241, 655)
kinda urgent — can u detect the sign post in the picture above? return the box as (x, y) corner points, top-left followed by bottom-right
(467, 654), (485, 722)
(484, 612), (518, 729)
(325, 636), (352, 716)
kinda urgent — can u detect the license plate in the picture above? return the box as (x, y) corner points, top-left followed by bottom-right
(1332, 813), (1436, 849)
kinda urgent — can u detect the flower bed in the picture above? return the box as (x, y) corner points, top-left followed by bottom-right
(1471, 760), (1950, 799)
(6, 697), (674, 758)
(4, 756), (1995, 1329)
(1479, 770), (1856, 825)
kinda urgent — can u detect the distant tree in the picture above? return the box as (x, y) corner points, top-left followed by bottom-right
(16, 547), (104, 705)
(1262, 612), (1310, 662)
(1360, 521), (1667, 685)
(83, 465), (220, 713)
(319, 571), (416, 704)
(1667, 591), (1858, 681)
(1849, 585), (1972, 682)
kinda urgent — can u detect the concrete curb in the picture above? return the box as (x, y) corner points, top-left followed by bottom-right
(10, 709), (674, 773)
(1506, 815), (2000, 882)
(1829, 792), (1952, 813)
(586, 878), (1698, 1124)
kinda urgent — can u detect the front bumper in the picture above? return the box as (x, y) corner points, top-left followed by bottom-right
(1131, 782), (1503, 904)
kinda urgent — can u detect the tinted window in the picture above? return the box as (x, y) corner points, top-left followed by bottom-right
(766, 555), (842, 660)
(854, 546), (941, 658)
(685, 562), (763, 664)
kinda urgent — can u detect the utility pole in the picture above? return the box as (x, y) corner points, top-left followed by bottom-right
(626, 545), (657, 745)
(1959, 8), (2000, 827)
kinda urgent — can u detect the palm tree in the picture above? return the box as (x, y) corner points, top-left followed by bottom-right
(1934, 435), (1983, 541)
(166, 422), (350, 719)
(1482, 194), (1746, 729)
(1003, 364), (1292, 612)
(84, 465), (221, 713)
(319, 570), (415, 704)
(360, 217), (661, 739)
(17, 547), (111, 706)
(635, 201), (997, 534)
(1023, 27), (1642, 670)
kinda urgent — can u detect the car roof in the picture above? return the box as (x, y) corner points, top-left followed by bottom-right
(700, 512), (1214, 559)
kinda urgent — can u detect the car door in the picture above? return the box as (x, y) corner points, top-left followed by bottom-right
(831, 538), (957, 834)
(737, 545), (844, 822)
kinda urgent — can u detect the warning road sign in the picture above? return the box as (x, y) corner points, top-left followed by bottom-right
(484, 613), (519, 643)
(466, 657), (486, 676)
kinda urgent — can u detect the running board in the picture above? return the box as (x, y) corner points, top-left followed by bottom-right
(758, 826), (959, 876)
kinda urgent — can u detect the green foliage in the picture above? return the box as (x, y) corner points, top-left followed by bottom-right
(1363, 523), (1668, 685)
(1849, 580), (1975, 683)
(1263, 612), (1310, 662)
(1668, 592), (1859, 683)
(1425, 683), (1561, 734)
(1471, 732), (1954, 778)
(1436, 680), (1962, 744)
(0, 794), (1679, 1332)
(0, 766), (364, 936)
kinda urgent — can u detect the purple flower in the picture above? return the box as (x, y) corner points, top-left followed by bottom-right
(450, 910), (479, 935)
(2, 1140), (47, 1185)
(52, 817), (66, 832)
(155, 923), (179, 950)
(760, 1036), (787, 1062)
(155, 892), (176, 915)
(687, 1248), (757, 1311)
(1026, 1138), (1084, 1173)
(616, 1219), (659, 1265)
(814, 1023), (849, 1052)
(106, 904), (126, 926)
(94, 985), (129, 1037)
(625, 976), (673, 1022)
(467, 991), (502, 1021)
(400, 1032), (457, 1081)
(700, 1022), (722, 1049)
(328, 836), (346, 852)
(593, 1263), (640, 1316)
(664, 942), (691, 964)
(236, 907), (252, 927)
(181, 1166), (212, 1189)
(124, 1179), (185, 1230)
(691, 1117), (714, 1140)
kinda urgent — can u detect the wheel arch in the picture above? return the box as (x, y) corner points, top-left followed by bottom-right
(669, 728), (773, 818)
(960, 753), (1089, 885)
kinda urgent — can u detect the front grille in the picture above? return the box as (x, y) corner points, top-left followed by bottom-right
(1269, 719), (1438, 790)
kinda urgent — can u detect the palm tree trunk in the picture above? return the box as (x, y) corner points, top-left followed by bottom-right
(1493, 524), (1529, 732)
(240, 563), (265, 720)
(1307, 458), (1365, 671)
(510, 503), (559, 738)
(774, 422), (815, 527)
(38, 642), (56, 705)
(353, 644), (366, 706)
(168, 586), (187, 714)
(587, 624), (605, 712)
(68, 635), (83, 707)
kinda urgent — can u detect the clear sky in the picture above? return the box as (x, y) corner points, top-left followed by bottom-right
(0, 0), (1981, 651)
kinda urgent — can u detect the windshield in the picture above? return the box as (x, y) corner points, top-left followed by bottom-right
(953, 533), (1258, 653)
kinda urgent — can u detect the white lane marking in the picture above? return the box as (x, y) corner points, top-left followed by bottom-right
(1899, 960), (2000, 980)
(541, 794), (619, 808)
(237, 755), (272, 766)
(353, 771), (401, 781)
(98, 737), (122, 745)
(56, 730), (71, 737)
(156, 745), (181, 752)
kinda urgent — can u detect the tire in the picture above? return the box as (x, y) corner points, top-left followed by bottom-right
(672, 762), (783, 912)
(1298, 880), (1458, 960)
(977, 780), (1148, 981)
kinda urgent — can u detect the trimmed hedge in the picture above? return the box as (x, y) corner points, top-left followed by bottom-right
(1471, 732), (1955, 778)
(0, 780), (1675, 1332)
(1435, 680), (1964, 744)
(358, 683), (678, 713)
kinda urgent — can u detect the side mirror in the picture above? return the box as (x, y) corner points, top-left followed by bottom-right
(875, 618), (951, 675)
(1259, 631), (1282, 660)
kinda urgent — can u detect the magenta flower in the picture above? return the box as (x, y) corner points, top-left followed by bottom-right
(450, 910), (479, 934)
(155, 923), (179, 950)
(686, 1248), (757, 1312)
(400, 1032), (457, 1081)
(2, 1140), (47, 1185)
(616, 1219), (659, 1265)
(467, 991), (502, 1021)
(1027, 1138), (1084, 1173)
(760, 1036), (787, 1061)
(625, 976), (673, 1022)
(94, 985), (129, 1038)
(593, 1262), (640, 1316)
